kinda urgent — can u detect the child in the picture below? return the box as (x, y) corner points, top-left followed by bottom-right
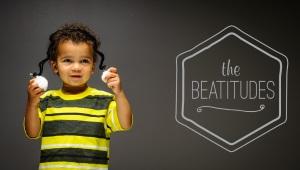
(24, 23), (133, 170)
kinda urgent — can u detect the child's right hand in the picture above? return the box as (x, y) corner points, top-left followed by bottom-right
(27, 79), (45, 106)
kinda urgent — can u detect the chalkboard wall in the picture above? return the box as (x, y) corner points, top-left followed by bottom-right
(0, 0), (298, 169)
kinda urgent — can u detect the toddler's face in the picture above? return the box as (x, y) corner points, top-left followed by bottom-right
(52, 40), (95, 88)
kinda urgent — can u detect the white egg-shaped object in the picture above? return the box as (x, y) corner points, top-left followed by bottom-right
(101, 70), (110, 83)
(34, 76), (48, 91)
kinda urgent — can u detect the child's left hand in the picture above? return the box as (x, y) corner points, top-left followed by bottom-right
(103, 67), (123, 95)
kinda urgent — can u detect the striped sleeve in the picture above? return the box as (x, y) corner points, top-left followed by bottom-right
(105, 100), (126, 132)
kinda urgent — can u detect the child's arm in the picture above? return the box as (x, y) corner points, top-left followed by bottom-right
(105, 67), (133, 130)
(24, 79), (44, 138)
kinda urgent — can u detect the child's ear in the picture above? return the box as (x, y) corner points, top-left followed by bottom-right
(50, 60), (59, 75)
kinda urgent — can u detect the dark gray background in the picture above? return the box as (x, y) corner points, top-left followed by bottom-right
(0, 0), (298, 169)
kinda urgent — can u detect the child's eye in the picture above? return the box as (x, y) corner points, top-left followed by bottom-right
(63, 59), (72, 63)
(81, 59), (91, 64)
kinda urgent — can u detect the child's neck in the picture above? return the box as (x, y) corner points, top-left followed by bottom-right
(61, 84), (88, 95)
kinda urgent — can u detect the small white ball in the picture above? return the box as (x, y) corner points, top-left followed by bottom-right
(34, 76), (48, 91)
(101, 70), (109, 83)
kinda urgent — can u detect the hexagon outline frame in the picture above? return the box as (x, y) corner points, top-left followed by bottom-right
(175, 25), (288, 152)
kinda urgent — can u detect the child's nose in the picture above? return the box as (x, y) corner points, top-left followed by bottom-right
(71, 62), (82, 71)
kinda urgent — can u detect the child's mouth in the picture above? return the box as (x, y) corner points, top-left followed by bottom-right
(70, 75), (82, 79)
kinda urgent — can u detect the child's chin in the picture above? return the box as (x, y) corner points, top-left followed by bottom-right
(63, 82), (88, 88)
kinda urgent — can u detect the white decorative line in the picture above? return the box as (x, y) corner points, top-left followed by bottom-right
(197, 104), (265, 113)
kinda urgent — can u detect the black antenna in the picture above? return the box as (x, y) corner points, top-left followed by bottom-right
(32, 57), (49, 77)
(96, 50), (106, 70)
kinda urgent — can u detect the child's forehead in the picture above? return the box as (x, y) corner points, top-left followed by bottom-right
(58, 39), (93, 48)
(57, 40), (93, 56)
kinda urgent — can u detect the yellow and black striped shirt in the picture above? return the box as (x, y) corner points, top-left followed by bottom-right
(24, 87), (127, 170)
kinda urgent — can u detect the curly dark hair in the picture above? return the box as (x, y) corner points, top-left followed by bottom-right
(33, 23), (106, 76)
